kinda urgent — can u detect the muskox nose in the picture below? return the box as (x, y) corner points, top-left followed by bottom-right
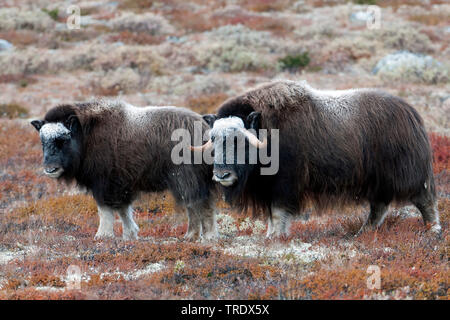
(214, 171), (231, 180)
(213, 170), (237, 187)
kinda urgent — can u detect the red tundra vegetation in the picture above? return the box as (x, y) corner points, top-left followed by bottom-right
(0, 120), (448, 299)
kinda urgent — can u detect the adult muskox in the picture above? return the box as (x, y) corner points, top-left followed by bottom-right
(31, 100), (216, 240)
(193, 80), (441, 237)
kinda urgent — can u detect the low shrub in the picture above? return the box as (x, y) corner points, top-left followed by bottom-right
(93, 67), (142, 95)
(118, 0), (163, 11)
(108, 31), (165, 45)
(111, 12), (175, 35)
(373, 52), (449, 84)
(185, 93), (229, 114)
(204, 24), (281, 53)
(41, 8), (59, 21)
(353, 0), (377, 4)
(0, 8), (54, 31)
(278, 53), (310, 72)
(0, 103), (29, 119)
(147, 74), (230, 97)
(0, 74), (37, 87)
(408, 14), (445, 26)
(429, 133), (450, 174)
(370, 26), (433, 54)
(240, 0), (293, 12)
(197, 40), (273, 73)
(0, 44), (166, 77)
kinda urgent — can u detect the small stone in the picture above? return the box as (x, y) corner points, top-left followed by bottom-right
(349, 11), (374, 25)
(372, 51), (448, 83)
(0, 39), (14, 52)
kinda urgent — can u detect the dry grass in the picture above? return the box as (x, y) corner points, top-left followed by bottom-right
(240, 0), (295, 12)
(407, 13), (449, 26)
(185, 93), (229, 114)
(107, 31), (166, 45)
(0, 103), (29, 119)
(377, 0), (447, 10)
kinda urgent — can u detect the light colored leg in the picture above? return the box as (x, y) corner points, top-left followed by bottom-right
(356, 202), (388, 236)
(266, 207), (291, 238)
(266, 216), (274, 238)
(412, 200), (442, 236)
(118, 206), (139, 240)
(95, 205), (115, 239)
(409, 182), (442, 237)
(185, 207), (202, 241)
(201, 206), (218, 241)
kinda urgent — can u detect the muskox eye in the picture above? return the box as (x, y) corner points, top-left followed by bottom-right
(211, 136), (215, 142)
(55, 138), (66, 149)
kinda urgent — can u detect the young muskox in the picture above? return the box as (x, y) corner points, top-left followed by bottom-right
(194, 80), (441, 237)
(31, 100), (216, 240)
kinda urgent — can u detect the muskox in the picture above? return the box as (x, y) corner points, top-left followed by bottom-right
(194, 80), (441, 237)
(31, 100), (216, 240)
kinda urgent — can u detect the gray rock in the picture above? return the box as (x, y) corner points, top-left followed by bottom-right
(0, 39), (14, 52)
(372, 51), (448, 83)
(166, 36), (187, 44)
(373, 51), (441, 74)
(80, 16), (111, 27)
(349, 11), (374, 25)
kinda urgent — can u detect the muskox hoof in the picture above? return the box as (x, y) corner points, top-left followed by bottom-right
(265, 230), (289, 240)
(94, 232), (115, 240)
(122, 226), (139, 241)
(201, 230), (219, 242)
(122, 232), (139, 241)
(430, 223), (442, 239)
(184, 231), (201, 242)
(354, 225), (368, 238)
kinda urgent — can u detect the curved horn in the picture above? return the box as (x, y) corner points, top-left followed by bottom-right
(190, 139), (212, 152)
(241, 129), (267, 149)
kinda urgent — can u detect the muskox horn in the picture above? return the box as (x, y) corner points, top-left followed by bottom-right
(190, 139), (213, 151)
(241, 129), (267, 149)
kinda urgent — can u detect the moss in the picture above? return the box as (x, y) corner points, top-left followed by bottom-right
(353, 0), (377, 4)
(278, 52), (310, 71)
(42, 8), (59, 21)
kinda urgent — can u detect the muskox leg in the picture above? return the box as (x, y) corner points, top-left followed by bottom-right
(184, 201), (217, 241)
(185, 206), (203, 241)
(95, 205), (115, 239)
(199, 201), (217, 241)
(367, 202), (389, 228)
(410, 189), (441, 235)
(356, 202), (389, 235)
(266, 207), (291, 238)
(118, 206), (139, 240)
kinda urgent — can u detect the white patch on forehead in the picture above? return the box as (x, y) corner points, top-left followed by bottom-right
(39, 122), (70, 140)
(211, 116), (245, 137)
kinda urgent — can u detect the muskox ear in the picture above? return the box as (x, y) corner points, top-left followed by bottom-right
(202, 114), (217, 128)
(75, 114), (97, 136)
(247, 111), (261, 130)
(66, 115), (80, 133)
(31, 120), (44, 132)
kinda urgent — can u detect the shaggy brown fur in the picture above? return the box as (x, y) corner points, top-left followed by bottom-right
(32, 100), (216, 240)
(210, 80), (441, 235)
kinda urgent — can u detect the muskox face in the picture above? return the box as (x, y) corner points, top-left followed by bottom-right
(203, 112), (266, 189)
(31, 118), (81, 179)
